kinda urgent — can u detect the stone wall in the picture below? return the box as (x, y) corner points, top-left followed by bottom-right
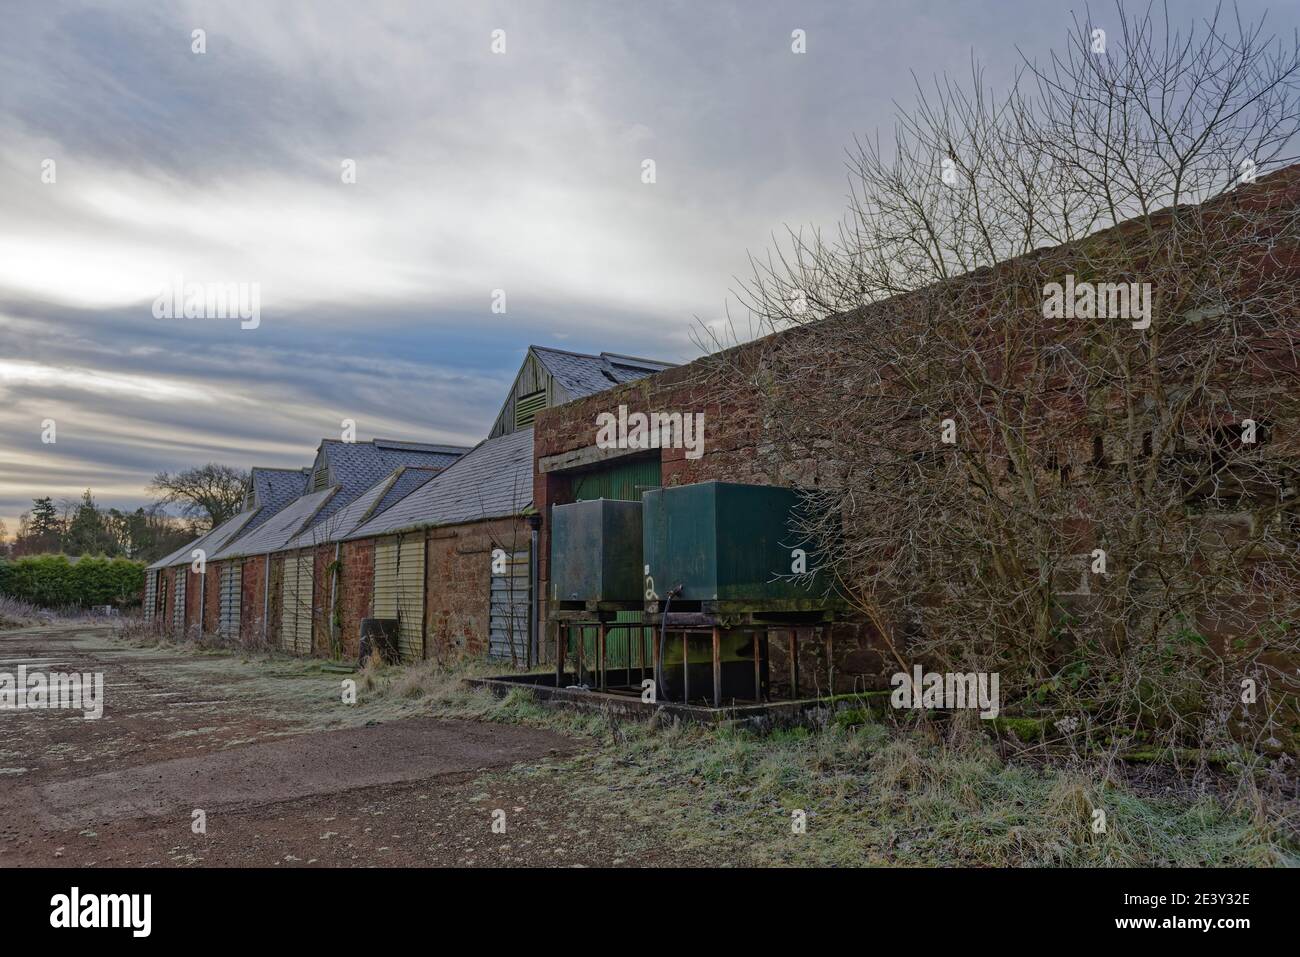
(424, 517), (529, 662)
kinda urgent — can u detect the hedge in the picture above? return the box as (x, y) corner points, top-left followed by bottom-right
(0, 554), (146, 609)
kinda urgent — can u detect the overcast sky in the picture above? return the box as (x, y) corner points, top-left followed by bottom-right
(1, 0), (1294, 534)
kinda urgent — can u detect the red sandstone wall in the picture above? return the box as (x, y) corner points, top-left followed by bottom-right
(312, 544), (335, 657)
(337, 539), (374, 660)
(424, 517), (527, 662)
(184, 567), (202, 635)
(159, 567), (175, 630)
(203, 561), (220, 634)
(266, 554), (284, 649)
(240, 555), (267, 646)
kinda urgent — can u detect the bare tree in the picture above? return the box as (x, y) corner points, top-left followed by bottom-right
(150, 463), (250, 530)
(717, 1), (1300, 761)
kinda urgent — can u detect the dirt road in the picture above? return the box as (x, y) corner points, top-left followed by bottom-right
(0, 624), (694, 867)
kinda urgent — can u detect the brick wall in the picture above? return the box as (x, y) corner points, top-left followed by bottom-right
(203, 561), (221, 634)
(312, 543), (336, 657)
(184, 567), (202, 637)
(266, 554), (284, 650)
(337, 539), (374, 660)
(424, 517), (527, 662)
(160, 567), (175, 631)
(240, 554), (267, 646)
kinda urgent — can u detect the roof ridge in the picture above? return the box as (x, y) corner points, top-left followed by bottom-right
(600, 351), (677, 368)
(530, 343), (674, 367)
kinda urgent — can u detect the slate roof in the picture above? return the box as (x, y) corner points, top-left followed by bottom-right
(242, 467), (309, 533)
(301, 439), (468, 532)
(211, 488), (337, 559)
(373, 466), (440, 516)
(147, 508), (259, 570)
(282, 466), (438, 549)
(346, 427), (533, 540)
(530, 346), (674, 401)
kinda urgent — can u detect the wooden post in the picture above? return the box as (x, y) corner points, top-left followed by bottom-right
(712, 626), (722, 707)
(576, 625), (584, 686)
(788, 629), (798, 699)
(753, 630), (762, 702)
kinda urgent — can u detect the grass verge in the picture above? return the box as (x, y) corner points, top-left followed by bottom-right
(354, 657), (1299, 867)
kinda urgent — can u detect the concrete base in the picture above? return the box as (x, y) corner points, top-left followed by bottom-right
(466, 670), (849, 726)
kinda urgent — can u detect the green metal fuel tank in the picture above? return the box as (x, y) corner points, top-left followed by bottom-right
(549, 498), (644, 602)
(642, 481), (828, 604)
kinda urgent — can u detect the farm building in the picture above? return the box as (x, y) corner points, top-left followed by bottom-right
(489, 346), (674, 438)
(142, 466), (307, 638)
(142, 345), (674, 665)
(327, 346), (676, 665)
(204, 439), (465, 654)
(341, 426), (535, 663)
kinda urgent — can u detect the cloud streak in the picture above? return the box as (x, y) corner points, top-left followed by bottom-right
(2, 0), (1290, 533)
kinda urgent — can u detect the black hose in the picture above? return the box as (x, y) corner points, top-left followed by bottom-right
(656, 584), (682, 703)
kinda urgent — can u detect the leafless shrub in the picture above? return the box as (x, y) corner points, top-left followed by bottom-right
(0, 595), (55, 629)
(713, 2), (1300, 760)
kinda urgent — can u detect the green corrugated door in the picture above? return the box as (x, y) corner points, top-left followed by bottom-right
(569, 457), (661, 670)
(571, 458), (662, 503)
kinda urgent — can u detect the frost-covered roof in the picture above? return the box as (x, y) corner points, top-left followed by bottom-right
(347, 428), (533, 539)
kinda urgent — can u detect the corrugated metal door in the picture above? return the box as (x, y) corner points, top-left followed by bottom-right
(295, 553), (314, 654)
(280, 552), (313, 655)
(395, 537), (424, 661)
(280, 555), (300, 652)
(292, 553), (314, 654)
(570, 457), (662, 667)
(374, 536), (424, 661)
(571, 457), (662, 502)
(143, 571), (157, 622)
(172, 571), (186, 634)
(489, 548), (531, 662)
(219, 561), (242, 640)
(374, 536), (398, 619)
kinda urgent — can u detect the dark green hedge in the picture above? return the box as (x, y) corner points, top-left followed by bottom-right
(0, 555), (145, 609)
